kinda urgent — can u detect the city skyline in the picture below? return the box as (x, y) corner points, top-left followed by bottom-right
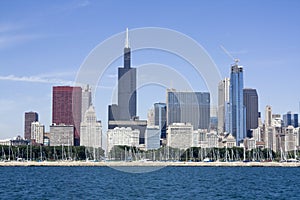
(1, 1), (300, 139)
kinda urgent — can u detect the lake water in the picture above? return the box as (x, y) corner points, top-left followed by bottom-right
(0, 166), (300, 199)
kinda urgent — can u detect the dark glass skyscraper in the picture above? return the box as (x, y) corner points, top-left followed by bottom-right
(243, 88), (259, 137)
(52, 86), (82, 146)
(154, 103), (167, 139)
(24, 111), (38, 140)
(166, 89), (210, 130)
(229, 62), (246, 144)
(283, 112), (298, 128)
(109, 28), (137, 121)
(107, 29), (147, 144)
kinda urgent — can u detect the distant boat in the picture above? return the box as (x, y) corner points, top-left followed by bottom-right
(203, 158), (212, 162)
(286, 159), (299, 163)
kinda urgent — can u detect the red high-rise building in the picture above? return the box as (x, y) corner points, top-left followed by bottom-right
(52, 86), (82, 146)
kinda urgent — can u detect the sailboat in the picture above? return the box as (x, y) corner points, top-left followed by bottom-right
(2, 147), (6, 161)
(286, 146), (299, 162)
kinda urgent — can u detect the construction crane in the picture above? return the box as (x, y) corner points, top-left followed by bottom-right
(220, 45), (239, 65)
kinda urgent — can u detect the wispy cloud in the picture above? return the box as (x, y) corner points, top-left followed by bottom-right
(37, 71), (77, 78)
(77, 0), (90, 8)
(0, 74), (116, 90)
(0, 34), (44, 49)
(0, 23), (23, 33)
(228, 49), (248, 55)
(106, 74), (118, 79)
(0, 74), (75, 85)
(220, 45), (248, 60)
(60, 0), (91, 11)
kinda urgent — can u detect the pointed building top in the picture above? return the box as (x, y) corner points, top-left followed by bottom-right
(125, 28), (129, 48)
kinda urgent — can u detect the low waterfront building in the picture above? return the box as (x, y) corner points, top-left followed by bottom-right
(145, 126), (160, 150)
(108, 119), (147, 144)
(207, 132), (219, 148)
(244, 137), (256, 150)
(0, 136), (30, 146)
(107, 127), (140, 152)
(0, 138), (11, 146)
(282, 126), (297, 152)
(167, 123), (193, 149)
(49, 124), (74, 146)
(220, 133), (236, 148)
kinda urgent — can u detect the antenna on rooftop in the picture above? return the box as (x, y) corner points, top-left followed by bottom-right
(220, 45), (239, 65)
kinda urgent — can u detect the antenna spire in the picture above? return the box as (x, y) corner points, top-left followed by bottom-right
(220, 45), (239, 65)
(125, 28), (129, 48)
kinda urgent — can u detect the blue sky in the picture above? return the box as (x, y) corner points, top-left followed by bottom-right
(0, 0), (300, 139)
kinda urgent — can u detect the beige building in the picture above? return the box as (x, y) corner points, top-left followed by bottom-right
(167, 123), (193, 149)
(31, 121), (44, 144)
(220, 133), (236, 148)
(80, 106), (102, 148)
(217, 78), (230, 133)
(50, 124), (74, 146)
(107, 127), (140, 152)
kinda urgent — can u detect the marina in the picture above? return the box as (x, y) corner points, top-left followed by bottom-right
(1, 160), (300, 167)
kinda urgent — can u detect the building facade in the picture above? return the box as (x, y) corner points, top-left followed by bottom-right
(166, 89), (210, 130)
(107, 127), (140, 153)
(243, 88), (259, 137)
(145, 126), (161, 150)
(265, 105), (272, 127)
(52, 86), (82, 146)
(81, 85), (92, 122)
(80, 106), (102, 148)
(49, 124), (74, 146)
(24, 111), (38, 140)
(31, 121), (44, 144)
(154, 102), (167, 139)
(283, 112), (298, 128)
(108, 28), (136, 121)
(218, 78), (230, 134)
(108, 119), (147, 144)
(147, 107), (155, 127)
(229, 63), (245, 144)
(167, 123), (193, 149)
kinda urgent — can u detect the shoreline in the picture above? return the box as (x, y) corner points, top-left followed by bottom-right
(1, 161), (300, 167)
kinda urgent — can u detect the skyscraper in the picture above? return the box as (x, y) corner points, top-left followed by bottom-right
(243, 88), (259, 137)
(108, 28), (146, 144)
(217, 78), (230, 134)
(81, 85), (92, 122)
(154, 103), (167, 139)
(147, 107), (155, 127)
(265, 105), (272, 127)
(24, 111), (38, 140)
(166, 89), (210, 130)
(110, 28), (136, 121)
(283, 111), (299, 128)
(80, 106), (102, 148)
(229, 62), (246, 144)
(31, 121), (44, 144)
(52, 86), (82, 146)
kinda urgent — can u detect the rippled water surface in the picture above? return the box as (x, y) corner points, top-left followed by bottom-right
(1, 166), (300, 199)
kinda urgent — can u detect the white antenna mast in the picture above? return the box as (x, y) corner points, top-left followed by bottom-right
(125, 28), (129, 48)
(220, 45), (239, 65)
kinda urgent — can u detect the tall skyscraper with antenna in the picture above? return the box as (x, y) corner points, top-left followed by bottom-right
(108, 28), (137, 121)
(229, 61), (246, 144)
(117, 28), (137, 120)
(108, 28), (146, 144)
